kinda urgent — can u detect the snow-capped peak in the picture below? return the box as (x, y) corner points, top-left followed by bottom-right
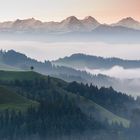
(81, 16), (100, 30)
(112, 17), (140, 30)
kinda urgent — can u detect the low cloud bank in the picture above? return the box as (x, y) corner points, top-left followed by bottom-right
(85, 66), (140, 79)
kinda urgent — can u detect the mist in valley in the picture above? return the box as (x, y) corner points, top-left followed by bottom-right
(85, 66), (140, 79)
(84, 66), (140, 96)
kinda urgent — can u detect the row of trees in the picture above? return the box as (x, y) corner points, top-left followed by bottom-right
(66, 81), (135, 118)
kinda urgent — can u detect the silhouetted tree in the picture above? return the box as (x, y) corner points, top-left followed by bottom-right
(30, 66), (34, 71)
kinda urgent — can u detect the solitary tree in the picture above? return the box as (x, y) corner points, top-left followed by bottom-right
(30, 66), (34, 71)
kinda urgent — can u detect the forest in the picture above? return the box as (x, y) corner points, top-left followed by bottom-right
(0, 71), (139, 140)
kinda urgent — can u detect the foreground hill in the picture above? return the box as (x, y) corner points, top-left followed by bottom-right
(0, 70), (138, 139)
(0, 70), (131, 127)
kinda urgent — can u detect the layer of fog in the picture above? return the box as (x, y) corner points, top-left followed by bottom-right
(0, 40), (140, 61)
(85, 66), (140, 79)
(83, 66), (140, 97)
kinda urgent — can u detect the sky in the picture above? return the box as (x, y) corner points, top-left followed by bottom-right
(0, 0), (139, 23)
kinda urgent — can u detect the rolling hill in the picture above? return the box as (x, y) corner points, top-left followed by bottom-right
(62, 88), (130, 128)
(53, 53), (140, 69)
(78, 96), (130, 128)
(1, 50), (140, 97)
(0, 70), (130, 128)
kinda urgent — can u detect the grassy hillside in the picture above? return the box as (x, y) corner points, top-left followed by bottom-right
(0, 86), (38, 111)
(0, 70), (44, 81)
(54, 87), (130, 128)
(0, 70), (130, 127)
(66, 92), (129, 128)
(0, 70), (67, 90)
(78, 96), (130, 128)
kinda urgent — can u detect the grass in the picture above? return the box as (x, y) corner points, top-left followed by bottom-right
(0, 86), (39, 111)
(0, 70), (67, 89)
(0, 70), (44, 81)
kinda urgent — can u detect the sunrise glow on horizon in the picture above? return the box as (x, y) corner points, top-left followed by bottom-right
(0, 0), (139, 23)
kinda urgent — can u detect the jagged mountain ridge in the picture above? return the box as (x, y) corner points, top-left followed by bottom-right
(0, 16), (139, 32)
(0, 16), (100, 32)
(112, 17), (140, 30)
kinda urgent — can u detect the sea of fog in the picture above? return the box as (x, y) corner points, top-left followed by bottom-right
(85, 66), (140, 79)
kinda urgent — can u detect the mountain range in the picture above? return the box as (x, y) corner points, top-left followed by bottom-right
(0, 16), (139, 43)
(0, 16), (139, 32)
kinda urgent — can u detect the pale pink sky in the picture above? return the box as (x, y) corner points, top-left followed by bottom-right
(0, 0), (139, 23)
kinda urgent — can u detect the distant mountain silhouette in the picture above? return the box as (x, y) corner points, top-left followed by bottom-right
(0, 16), (139, 43)
(0, 16), (100, 32)
(53, 53), (140, 69)
(0, 16), (139, 32)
